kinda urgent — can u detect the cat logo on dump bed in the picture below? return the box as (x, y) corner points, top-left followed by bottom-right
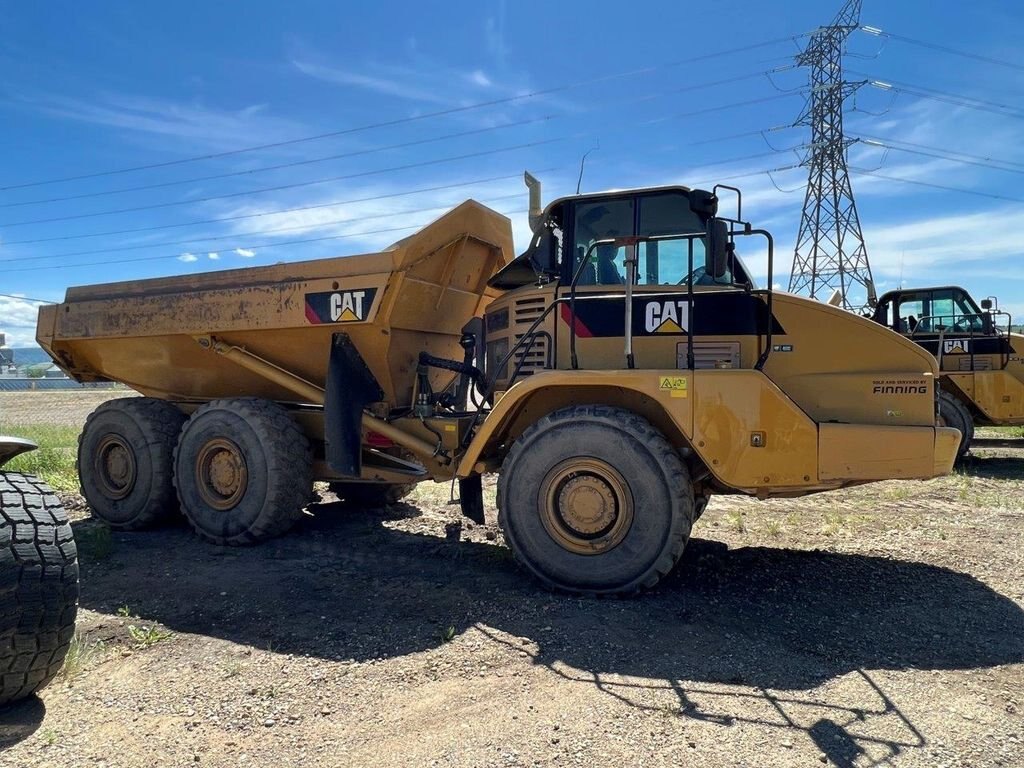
(304, 288), (378, 324)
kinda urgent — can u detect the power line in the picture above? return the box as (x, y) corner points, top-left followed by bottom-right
(1, 118), (798, 249)
(5, 147), (803, 265)
(0, 292), (56, 304)
(0, 69), (780, 209)
(0, 91), (803, 230)
(8, 195), (526, 262)
(0, 137), (567, 228)
(856, 72), (1024, 119)
(860, 26), (1024, 73)
(0, 172), (536, 245)
(0, 35), (807, 191)
(0, 117), (555, 209)
(851, 167), (1024, 204)
(1, 210), (528, 273)
(859, 136), (1024, 176)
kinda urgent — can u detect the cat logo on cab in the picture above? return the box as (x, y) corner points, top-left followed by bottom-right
(644, 299), (689, 334)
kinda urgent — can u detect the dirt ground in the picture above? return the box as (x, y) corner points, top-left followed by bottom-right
(1, 433), (1023, 766)
(0, 389), (136, 428)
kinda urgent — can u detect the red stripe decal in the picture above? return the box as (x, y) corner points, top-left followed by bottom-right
(560, 303), (593, 338)
(305, 302), (321, 324)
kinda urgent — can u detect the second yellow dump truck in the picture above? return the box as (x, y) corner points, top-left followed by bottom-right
(37, 176), (960, 595)
(872, 286), (1024, 459)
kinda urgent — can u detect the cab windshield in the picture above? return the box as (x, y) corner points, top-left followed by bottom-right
(885, 288), (985, 333)
(571, 192), (708, 286)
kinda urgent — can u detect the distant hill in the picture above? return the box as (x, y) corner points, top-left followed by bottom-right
(10, 347), (51, 367)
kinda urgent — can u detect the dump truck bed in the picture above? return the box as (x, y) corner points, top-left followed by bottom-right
(37, 201), (513, 408)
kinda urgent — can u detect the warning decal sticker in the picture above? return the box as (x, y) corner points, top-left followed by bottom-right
(658, 376), (688, 398)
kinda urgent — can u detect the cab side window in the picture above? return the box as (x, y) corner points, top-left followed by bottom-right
(573, 199), (634, 286)
(638, 193), (705, 286)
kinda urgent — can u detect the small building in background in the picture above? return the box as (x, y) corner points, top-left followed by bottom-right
(0, 333), (16, 376)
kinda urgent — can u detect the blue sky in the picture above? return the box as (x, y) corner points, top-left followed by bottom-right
(2, 0), (1023, 345)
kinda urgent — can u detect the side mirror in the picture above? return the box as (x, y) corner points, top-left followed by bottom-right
(981, 298), (993, 310)
(706, 220), (729, 280)
(982, 312), (993, 335)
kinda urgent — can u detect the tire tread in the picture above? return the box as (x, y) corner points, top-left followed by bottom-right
(496, 404), (694, 596)
(0, 472), (79, 705)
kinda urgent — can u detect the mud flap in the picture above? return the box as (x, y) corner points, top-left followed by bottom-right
(458, 475), (486, 524)
(325, 333), (384, 478)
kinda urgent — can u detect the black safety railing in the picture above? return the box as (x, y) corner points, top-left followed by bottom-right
(910, 309), (1013, 372)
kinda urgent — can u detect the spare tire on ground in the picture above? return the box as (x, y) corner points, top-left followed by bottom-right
(0, 472), (79, 706)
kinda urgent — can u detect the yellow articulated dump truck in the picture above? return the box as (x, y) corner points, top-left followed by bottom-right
(37, 175), (960, 595)
(872, 286), (1024, 459)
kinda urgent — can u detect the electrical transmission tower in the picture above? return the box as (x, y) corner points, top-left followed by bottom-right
(788, 0), (876, 312)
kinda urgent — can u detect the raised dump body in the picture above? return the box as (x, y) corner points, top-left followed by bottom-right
(37, 181), (961, 596)
(38, 200), (512, 410)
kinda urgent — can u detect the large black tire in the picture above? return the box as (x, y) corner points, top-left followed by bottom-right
(497, 405), (694, 596)
(938, 390), (974, 461)
(174, 398), (312, 546)
(78, 398), (185, 530)
(0, 472), (78, 706)
(328, 482), (415, 508)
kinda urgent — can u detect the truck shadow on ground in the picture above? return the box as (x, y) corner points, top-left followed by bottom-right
(71, 501), (1024, 765)
(72, 500), (1024, 689)
(958, 451), (1024, 480)
(0, 695), (45, 749)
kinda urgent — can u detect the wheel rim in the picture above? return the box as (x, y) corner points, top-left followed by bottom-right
(195, 438), (248, 510)
(539, 458), (633, 555)
(94, 434), (137, 500)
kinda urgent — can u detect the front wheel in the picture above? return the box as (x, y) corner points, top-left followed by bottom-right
(938, 390), (974, 461)
(497, 405), (694, 596)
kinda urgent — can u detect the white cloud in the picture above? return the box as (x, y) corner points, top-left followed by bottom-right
(0, 295), (49, 347)
(291, 59), (450, 105)
(207, 252), (220, 260)
(234, 248), (256, 258)
(468, 70), (493, 88)
(209, 174), (535, 255)
(178, 252), (198, 263)
(18, 92), (306, 152)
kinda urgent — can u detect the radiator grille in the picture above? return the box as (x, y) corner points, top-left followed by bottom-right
(510, 297), (550, 376)
(958, 356), (993, 371)
(676, 341), (742, 370)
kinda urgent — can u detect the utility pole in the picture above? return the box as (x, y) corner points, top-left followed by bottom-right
(788, 0), (876, 312)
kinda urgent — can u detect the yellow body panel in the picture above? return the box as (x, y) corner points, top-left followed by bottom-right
(818, 423), (954, 481)
(690, 370), (819, 489)
(458, 368), (957, 495)
(37, 201), (512, 409)
(950, 370), (1024, 423)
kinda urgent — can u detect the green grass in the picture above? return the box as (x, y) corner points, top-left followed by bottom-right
(127, 624), (173, 648)
(725, 509), (746, 533)
(59, 633), (107, 680)
(1, 424), (80, 492)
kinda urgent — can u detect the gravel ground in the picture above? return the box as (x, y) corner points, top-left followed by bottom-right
(1, 441), (1022, 767)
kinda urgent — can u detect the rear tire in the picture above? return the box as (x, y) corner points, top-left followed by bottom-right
(174, 398), (312, 545)
(497, 405), (694, 596)
(938, 390), (974, 461)
(0, 472), (78, 706)
(328, 482), (415, 507)
(78, 398), (185, 529)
